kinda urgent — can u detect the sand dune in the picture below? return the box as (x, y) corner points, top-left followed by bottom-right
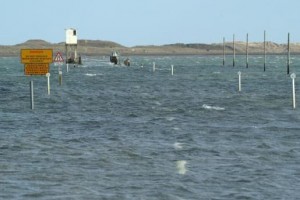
(1, 39), (299, 56)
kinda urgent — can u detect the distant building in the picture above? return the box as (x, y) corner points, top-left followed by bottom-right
(65, 28), (81, 64)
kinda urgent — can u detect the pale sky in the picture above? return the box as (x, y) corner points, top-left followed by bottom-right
(0, 0), (299, 46)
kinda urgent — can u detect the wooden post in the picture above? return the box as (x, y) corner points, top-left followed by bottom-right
(233, 34), (235, 67)
(30, 81), (34, 110)
(246, 33), (249, 68)
(65, 44), (68, 65)
(59, 71), (62, 85)
(264, 30), (266, 72)
(223, 37), (225, 66)
(287, 33), (290, 75)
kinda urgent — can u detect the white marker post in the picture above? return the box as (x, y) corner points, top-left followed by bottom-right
(238, 71), (242, 92)
(153, 62), (156, 72)
(46, 73), (50, 95)
(291, 73), (296, 109)
(171, 65), (174, 75)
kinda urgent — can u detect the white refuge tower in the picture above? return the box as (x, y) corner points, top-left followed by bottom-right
(65, 28), (81, 64)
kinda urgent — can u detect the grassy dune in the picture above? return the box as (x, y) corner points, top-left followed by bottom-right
(1, 39), (300, 56)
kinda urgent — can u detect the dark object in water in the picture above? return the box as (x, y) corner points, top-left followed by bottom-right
(110, 51), (119, 65)
(124, 58), (130, 66)
(110, 56), (118, 64)
(67, 56), (82, 65)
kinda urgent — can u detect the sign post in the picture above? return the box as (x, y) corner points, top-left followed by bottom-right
(24, 63), (49, 75)
(53, 52), (64, 63)
(54, 52), (65, 85)
(21, 49), (53, 75)
(21, 49), (53, 109)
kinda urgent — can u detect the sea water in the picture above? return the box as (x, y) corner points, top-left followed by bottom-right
(1, 55), (300, 199)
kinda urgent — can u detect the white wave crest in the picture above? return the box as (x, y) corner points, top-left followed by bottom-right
(173, 142), (184, 150)
(85, 73), (103, 77)
(172, 127), (180, 131)
(176, 160), (187, 175)
(166, 117), (175, 121)
(85, 73), (97, 77)
(202, 104), (225, 111)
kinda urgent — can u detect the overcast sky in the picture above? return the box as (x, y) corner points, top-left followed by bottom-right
(0, 0), (299, 46)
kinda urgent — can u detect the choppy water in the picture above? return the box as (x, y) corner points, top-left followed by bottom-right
(1, 55), (300, 199)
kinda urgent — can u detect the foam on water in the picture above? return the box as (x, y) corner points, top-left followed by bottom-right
(85, 73), (97, 77)
(166, 117), (175, 121)
(202, 104), (225, 111)
(176, 160), (187, 175)
(173, 142), (184, 150)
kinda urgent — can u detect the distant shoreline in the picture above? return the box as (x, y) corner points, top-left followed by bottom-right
(1, 39), (300, 57)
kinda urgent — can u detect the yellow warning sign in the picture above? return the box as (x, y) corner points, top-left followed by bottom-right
(21, 49), (53, 64)
(24, 63), (49, 75)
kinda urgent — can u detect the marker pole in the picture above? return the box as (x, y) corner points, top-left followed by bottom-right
(223, 37), (225, 66)
(238, 71), (241, 92)
(30, 80), (34, 110)
(233, 34), (235, 67)
(59, 71), (62, 85)
(46, 73), (50, 95)
(264, 30), (266, 72)
(291, 73), (296, 109)
(287, 33), (290, 75)
(171, 65), (174, 75)
(246, 33), (249, 68)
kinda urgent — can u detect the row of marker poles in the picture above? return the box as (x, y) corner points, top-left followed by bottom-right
(225, 31), (293, 72)
(47, 64), (64, 95)
(29, 73), (50, 110)
(29, 66), (64, 109)
(237, 71), (297, 109)
(29, 51), (68, 109)
(29, 72), (57, 109)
